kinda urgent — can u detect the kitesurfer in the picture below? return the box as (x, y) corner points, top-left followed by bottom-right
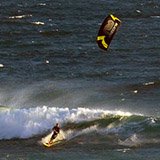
(49, 123), (60, 143)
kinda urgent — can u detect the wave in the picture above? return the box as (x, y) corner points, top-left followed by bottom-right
(1, 106), (160, 148)
(63, 113), (160, 147)
(0, 106), (133, 139)
(0, 106), (160, 147)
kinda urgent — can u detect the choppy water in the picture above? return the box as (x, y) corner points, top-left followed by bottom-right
(0, 0), (160, 159)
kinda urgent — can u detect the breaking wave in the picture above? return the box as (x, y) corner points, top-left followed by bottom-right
(1, 105), (160, 147)
(0, 106), (133, 139)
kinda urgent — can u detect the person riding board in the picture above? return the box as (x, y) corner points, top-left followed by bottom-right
(49, 123), (60, 143)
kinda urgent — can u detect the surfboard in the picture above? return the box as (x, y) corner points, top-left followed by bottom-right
(41, 130), (65, 147)
(43, 139), (62, 147)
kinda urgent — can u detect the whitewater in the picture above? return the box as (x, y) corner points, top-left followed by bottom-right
(0, 106), (133, 139)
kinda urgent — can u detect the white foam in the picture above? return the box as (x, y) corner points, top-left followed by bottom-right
(143, 81), (155, 86)
(0, 64), (4, 68)
(38, 3), (46, 6)
(0, 106), (133, 139)
(64, 125), (98, 141)
(151, 16), (160, 19)
(9, 14), (32, 19)
(136, 10), (141, 13)
(32, 21), (45, 25)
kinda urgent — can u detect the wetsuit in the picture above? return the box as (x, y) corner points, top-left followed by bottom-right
(51, 125), (60, 140)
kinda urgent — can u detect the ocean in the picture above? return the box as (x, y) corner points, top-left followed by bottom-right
(0, 0), (160, 159)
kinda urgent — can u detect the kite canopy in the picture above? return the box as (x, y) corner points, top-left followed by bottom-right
(96, 14), (121, 51)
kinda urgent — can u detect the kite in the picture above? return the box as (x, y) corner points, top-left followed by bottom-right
(96, 14), (121, 51)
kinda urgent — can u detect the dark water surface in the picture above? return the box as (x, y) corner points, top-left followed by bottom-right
(0, 0), (160, 159)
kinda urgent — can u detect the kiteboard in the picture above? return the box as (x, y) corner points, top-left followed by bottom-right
(43, 138), (62, 147)
(41, 130), (65, 148)
(96, 14), (121, 51)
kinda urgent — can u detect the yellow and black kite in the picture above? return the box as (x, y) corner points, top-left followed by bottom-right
(96, 14), (121, 51)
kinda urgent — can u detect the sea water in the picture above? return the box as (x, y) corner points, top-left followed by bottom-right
(0, 0), (160, 159)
